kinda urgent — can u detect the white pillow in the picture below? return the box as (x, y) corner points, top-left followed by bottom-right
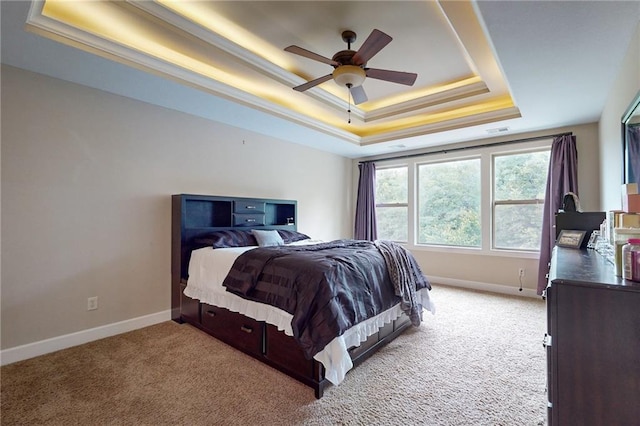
(251, 229), (284, 247)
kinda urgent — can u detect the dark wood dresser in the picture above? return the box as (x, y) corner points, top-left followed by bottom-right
(546, 247), (640, 425)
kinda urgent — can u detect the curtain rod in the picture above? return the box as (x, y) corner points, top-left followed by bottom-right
(359, 131), (573, 164)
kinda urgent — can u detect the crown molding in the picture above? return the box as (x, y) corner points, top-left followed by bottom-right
(364, 80), (490, 122)
(360, 106), (521, 146)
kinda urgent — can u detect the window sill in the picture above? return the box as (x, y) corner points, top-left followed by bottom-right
(408, 243), (540, 259)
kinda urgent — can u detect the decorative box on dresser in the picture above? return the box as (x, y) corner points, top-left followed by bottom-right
(546, 247), (640, 425)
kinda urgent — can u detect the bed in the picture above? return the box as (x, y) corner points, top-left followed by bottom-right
(171, 194), (434, 398)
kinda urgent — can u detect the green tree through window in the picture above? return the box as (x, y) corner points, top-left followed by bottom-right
(418, 159), (481, 247)
(375, 166), (408, 242)
(493, 150), (550, 250)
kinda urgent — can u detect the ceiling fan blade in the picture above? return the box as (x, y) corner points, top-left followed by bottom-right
(352, 29), (392, 66)
(366, 68), (418, 86)
(284, 45), (339, 66)
(292, 74), (333, 92)
(350, 85), (368, 105)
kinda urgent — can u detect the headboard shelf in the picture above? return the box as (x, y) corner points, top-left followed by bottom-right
(184, 199), (232, 228)
(178, 194), (296, 229)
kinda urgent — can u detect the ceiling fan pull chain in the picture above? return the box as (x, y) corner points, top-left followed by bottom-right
(347, 84), (352, 123)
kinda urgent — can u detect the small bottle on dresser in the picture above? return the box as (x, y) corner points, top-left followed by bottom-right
(622, 238), (640, 281)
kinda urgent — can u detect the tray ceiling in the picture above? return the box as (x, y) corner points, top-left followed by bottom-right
(25, 0), (520, 148)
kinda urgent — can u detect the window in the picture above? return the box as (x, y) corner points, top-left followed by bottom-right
(371, 138), (551, 253)
(375, 166), (408, 242)
(493, 150), (550, 250)
(417, 158), (481, 247)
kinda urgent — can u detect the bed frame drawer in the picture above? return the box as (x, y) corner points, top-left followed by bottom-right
(348, 331), (379, 358)
(394, 313), (410, 330)
(180, 282), (200, 324)
(200, 304), (263, 356)
(264, 324), (321, 381)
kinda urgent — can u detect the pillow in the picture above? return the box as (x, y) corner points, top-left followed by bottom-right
(193, 230), (257, 249)
(252, 229), (284, 247)
(277, 229), (311, 244)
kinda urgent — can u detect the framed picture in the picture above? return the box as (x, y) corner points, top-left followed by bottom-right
(556, 230), (587, 248)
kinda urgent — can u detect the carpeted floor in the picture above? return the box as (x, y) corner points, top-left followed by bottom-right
(1, 285), (547, 425)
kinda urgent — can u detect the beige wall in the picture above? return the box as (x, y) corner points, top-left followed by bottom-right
(600, 21), (640, 211)
(354, 122), (601, 294)
(1, 65), (353, 350)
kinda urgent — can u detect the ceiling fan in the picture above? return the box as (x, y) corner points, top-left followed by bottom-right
(284, 29), (418, 105)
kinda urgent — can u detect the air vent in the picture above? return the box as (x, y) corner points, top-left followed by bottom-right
(486, 127), (510, 134)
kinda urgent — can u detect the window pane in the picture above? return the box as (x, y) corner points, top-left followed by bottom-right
(494, 151), (550, 200)
(376, 206), (408, 242)
(494, 204), (544, 250)
(376, 166), (408, 242)
(376, 167), (407, 204)
(418, 159), (481, 247)
(493, 149), (550, 251)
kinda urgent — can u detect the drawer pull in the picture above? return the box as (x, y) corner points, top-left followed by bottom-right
(205, 310), (216, 317)
(246, 218), (256, 223)
(246, 205), (256, 209)
(240, 325), (253, 334)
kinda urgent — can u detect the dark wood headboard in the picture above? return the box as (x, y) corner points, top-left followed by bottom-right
(171, 194), (297, 320)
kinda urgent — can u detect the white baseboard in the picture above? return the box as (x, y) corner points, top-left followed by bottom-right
(0, 310), (172, 366)
(0, 280), (539, 366)
(428, 276), (541, 299)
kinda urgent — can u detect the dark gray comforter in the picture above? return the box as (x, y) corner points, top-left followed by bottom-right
(222, 239), (430, 358)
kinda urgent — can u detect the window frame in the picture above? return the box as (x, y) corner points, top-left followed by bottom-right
(415, 155), (482, 248)
(374, 164), (409, 242)
(490, 147), (551, 252)
(370, 138), (552, 258)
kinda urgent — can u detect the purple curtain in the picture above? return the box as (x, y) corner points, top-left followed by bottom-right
(627, 125), (640, 186)
(354, 162), (378, 241)
(536, 135), (579, 295)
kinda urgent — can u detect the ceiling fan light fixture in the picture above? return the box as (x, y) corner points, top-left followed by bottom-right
(332, 65), (366, 88)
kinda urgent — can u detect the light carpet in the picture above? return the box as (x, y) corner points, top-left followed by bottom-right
(1, 285), (547, 425)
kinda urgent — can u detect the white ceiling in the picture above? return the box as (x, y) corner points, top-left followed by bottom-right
(2, 1), (639, 159)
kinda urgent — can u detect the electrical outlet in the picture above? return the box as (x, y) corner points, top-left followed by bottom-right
(518, 268), (525, 278)
(87, 296), (98, 311)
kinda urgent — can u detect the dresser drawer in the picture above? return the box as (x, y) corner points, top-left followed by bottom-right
(233, 213), (265, 227)
(200, 304), (263, 356)
(234, 201), (265, 214)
